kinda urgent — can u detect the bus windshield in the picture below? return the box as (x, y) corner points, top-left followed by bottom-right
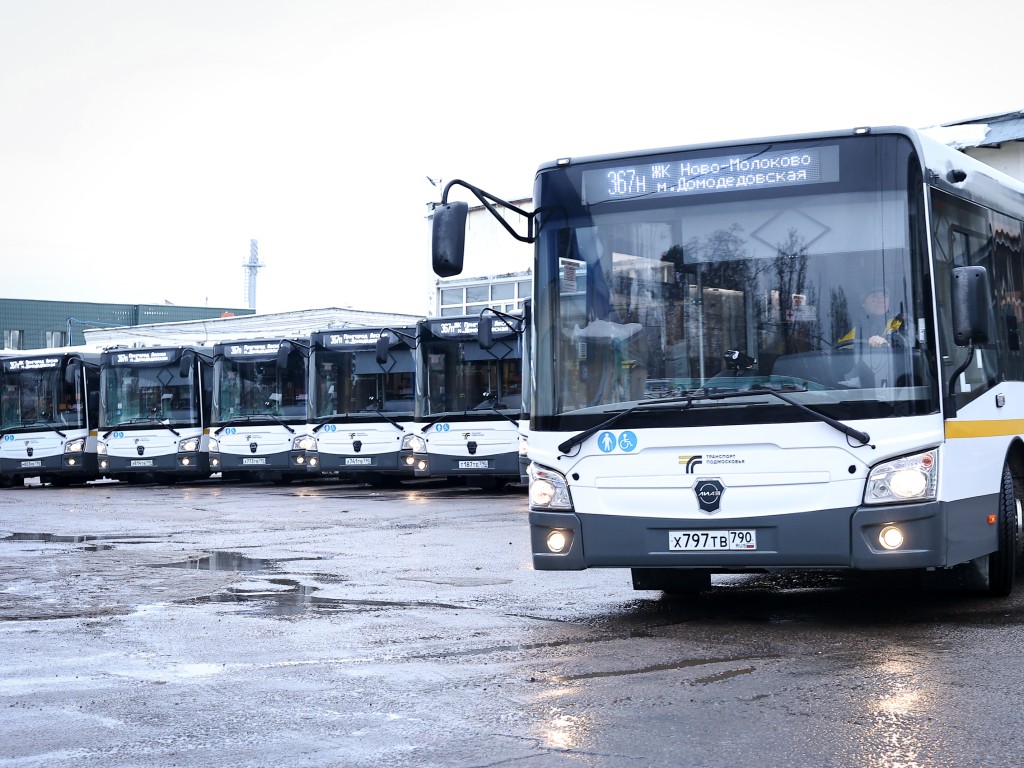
(1, 366), (85, 431)
(100, 362), (198, 428)
(532, 134), (939, 429)
(212, 356), (308, 423)
(311, 347), (415, 418)
(418, 334), (522, 418)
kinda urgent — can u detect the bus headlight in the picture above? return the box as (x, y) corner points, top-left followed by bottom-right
(518, 434), (529, 457)
(97, 441), (108, 455)
(178, 437), (200, 453)
(208, 437), (220, 452)
(292, 435), (316, 451)
(528, 463), (572, 510)
(64, 438), (85, 454)
(402, 434), (426, 453)
(865, 449), (938, 504)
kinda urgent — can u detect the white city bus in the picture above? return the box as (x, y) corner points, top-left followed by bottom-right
(209, 337), (311, 483)
(431, 126), (1024, 595)
(98, 346), (214, 483)
(304, 326), (418, 485)
(1, 349), (101, 487)
(400, 314), (525, 489)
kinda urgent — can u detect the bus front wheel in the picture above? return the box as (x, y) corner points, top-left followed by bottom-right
(988, 465), (1020, 597)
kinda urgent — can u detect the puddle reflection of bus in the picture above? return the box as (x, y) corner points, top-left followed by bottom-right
(97, 346), (214, 484)
(209, 337), (311, 483)
(400, 314), (525, 490)
(303, 326), (418, 486)
(0, 349), (101, 488)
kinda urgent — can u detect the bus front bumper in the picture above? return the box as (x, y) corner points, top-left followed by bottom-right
(529, 500), (989, 572)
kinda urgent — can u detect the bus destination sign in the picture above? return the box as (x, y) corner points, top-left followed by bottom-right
(582, 145), (839, 204)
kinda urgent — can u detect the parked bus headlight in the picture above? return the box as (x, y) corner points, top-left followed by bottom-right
(292, 435), (316, 451)
(64, 438), (85, 453)
(96, 441), (107, 455)
(208, 437), (220, 452)
(528, 463), (572, 510)
(518, 434), (529, 457)
(865, 449), (938, 504)
(178, 437), (200, 453)
(402, 434), (426, 453)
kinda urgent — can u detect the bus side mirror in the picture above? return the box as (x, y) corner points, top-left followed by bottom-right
(431, 201), (467, 278)
(64, 361), (80, 385)
(179, 352), (194, 378)
(478, 316), (494, 350)
(951, 266), (991, 346)
(277, 342), (293, 368)
(376, 334), (390, 365)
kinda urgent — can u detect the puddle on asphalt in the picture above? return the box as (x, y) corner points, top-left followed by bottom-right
(158, 551), (282, 571)
(158, 551), (464, 618)
(2, 532), (162, 545)
(182, 578), (465, 618)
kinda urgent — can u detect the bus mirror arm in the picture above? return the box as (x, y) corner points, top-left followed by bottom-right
(431, 179), (536, 278)
(944, 340), (975, 418)
(439, 180), (535, 244)
(478, 307), (526, 351)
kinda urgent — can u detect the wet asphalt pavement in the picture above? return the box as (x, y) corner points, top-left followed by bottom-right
(2, 478), (1024, 767)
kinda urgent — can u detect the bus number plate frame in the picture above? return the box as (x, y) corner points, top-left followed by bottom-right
(668, 530), (757, 551)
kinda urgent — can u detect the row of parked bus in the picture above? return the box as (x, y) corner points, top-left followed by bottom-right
(0, 310), (529, 490)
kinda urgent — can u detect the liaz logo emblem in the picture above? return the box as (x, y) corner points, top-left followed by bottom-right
(249, 442), (258, 453)
(694, 478), (725, 514)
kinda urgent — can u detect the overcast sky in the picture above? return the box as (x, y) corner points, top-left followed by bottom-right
(1, 0), (1021, 316)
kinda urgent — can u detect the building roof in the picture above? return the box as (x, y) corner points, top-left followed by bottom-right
(935, 109), (1024, 148)
(82, 307), (423, 348)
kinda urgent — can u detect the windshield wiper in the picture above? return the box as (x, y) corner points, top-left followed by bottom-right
(103, 418), (180, 439)
(214, 414), (295, 435)
(557, 388), (870, 455)
(312, 414), (354, 433)
(418, 411), (471, 432)
(3, 420), (67, 439)
(558, 395), (695, 454)
(364, 406), (406, 433)
(726, 385), (870, 446)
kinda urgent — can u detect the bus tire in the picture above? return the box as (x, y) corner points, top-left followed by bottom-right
(988, 464), (1019, 597)
(631, 568), (711, 594)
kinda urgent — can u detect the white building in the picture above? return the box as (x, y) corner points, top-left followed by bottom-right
(432, 198), (533, 318)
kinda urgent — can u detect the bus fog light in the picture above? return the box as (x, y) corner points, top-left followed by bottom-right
(296, 455), (305, 465)
(181, 457), (191, 466)
(546, 530), (569, 553)
(879, 525), (904, 550)
(67, 458), (77, 466)
(309, 457), (318, 468)
(405, 455), (415, 466)
(416, 459), (427, 471)
(100, 459), (108, 470)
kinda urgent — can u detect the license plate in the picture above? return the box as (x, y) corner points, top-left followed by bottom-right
(131, 460), (154, 467)
(20, 460), (41, 468)
(242, 458), (267, 465)
(669, 530), (757, 551)
(458, 460), (490, 469)
(345, 457), (372, 466)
